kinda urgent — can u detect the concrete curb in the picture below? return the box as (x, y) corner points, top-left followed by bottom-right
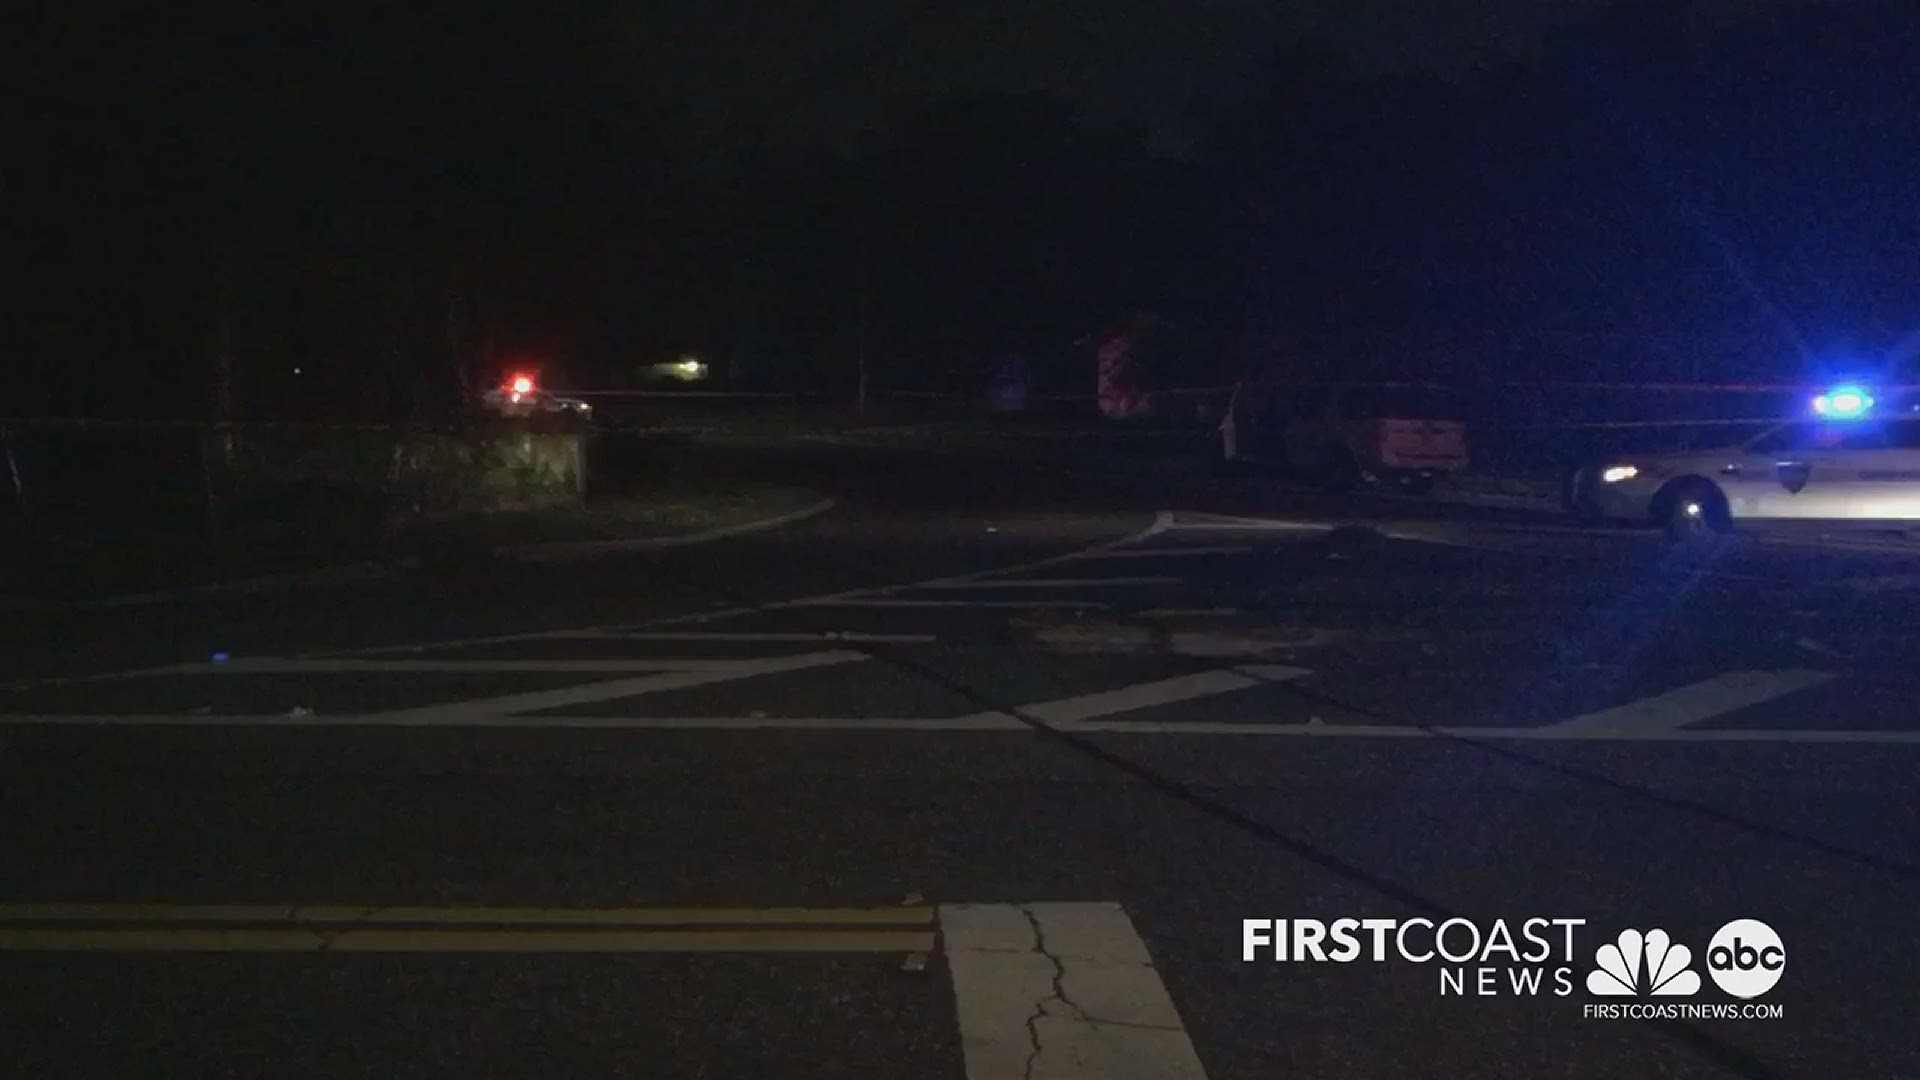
(1429, 475), (1563, 510)
(503, 497), (838, 563)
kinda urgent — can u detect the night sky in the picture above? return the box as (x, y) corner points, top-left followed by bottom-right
(14, 1), (1915, 416)
(633, 0), (1801, 154)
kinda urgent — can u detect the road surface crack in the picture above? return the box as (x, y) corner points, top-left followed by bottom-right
(1019, 903), (1106, 1078)
(1019, 905), (1060, 1079)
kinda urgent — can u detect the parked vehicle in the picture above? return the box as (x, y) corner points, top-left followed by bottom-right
(1214, 381), (1470, 493)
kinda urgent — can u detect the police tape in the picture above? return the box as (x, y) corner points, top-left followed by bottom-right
(0, 417), (580, 434)
(568, 390), (825, 399)
(1489, 418), (1794, 431)
(1495, 381), (1920, 393)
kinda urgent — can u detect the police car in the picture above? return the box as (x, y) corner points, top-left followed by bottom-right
(1569, 385), (1920, 538)
(478, 372), (594, 422)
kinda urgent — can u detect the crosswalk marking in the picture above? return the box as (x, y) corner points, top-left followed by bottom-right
(561, 631), (938, 644)
(1165, 511), (1331, 530)
(142, 657), (853, 675)
(1019, 668), (1308, 724)
(944, 903), (1209, 1080)
(4, 713), (1914, 742)
(1072, 545), (1256, 559)
(791, 598), (1107, 609)
(917, 576), (1183, 589)
(1541, 670), (1837, 736)
(364, 650), (868, 724)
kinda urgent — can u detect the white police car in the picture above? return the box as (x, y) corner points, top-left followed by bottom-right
(1570, 386), (1920, 538)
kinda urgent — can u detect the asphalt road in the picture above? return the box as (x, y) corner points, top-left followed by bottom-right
(3, 440), (1917, 1078)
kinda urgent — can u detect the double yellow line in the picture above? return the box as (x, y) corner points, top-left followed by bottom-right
(0, 904), (935, 953)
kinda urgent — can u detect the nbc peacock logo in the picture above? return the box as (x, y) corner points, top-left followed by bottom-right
(1585, 928), (1702, 997)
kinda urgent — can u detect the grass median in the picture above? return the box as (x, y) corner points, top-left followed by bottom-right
(395, 475), (825, 552)
(2, 439), (824, 603)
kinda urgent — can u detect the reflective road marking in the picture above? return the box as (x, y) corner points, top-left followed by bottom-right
(1019, 667), (1310, 725)
(916, 577), (1183, 589)
(1541, 670), (1837, 736)
(143, 657), (860, 675)
(562, 631), (938, 644)
(1071, 546), (1257, 559)
(364, 650), (868, 724)
(790, 599), (1107, 609)
(0, 718), (1914, 742)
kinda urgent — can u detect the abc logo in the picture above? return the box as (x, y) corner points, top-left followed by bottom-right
(1706, 919), (1785, 999)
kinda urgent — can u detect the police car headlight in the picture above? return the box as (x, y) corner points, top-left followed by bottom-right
(1600, 465), (1639, 483)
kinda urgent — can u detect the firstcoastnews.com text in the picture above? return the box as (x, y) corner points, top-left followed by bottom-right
(1583, 1003), (1784, 1021)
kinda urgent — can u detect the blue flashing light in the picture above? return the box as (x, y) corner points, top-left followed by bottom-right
(1813, 385), (1874, 419)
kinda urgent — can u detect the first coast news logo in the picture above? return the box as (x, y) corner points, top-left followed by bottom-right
(1241, 917), (1785, 1020)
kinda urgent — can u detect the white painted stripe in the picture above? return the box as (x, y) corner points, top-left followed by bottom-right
(644, 514), (1172, 625)
(1451, 726), (1920, 744)
(1235, 663), (1315, 682)
(1083, 721), (1430, 737)
(791, 599), (1108, 609)
(187, 516), (1167, 662)
(143, 657), (847, 675)
(1171, 512), (1330, 529)
(1541, 670), (1837, 736)
(2, 712), (1915, 742)
(562, 631), (937, 644)
(576, 715), (1030, 731)
(504, 497), (836, 561)
(1071, 545), (1255, 559)
(917, 576), (1182, 589)
(0, 713), (1019, 731)
(1019, 671), (1268, 724)
(942, 902), (1209, 1080)
(332, 629), (581, 658)
(1161, 522), (1332, 532)
(364, 650), (868, 723)
(13, 514), (1174, 687)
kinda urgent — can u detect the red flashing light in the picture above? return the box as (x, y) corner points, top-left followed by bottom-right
(507, 373), (536, 395)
